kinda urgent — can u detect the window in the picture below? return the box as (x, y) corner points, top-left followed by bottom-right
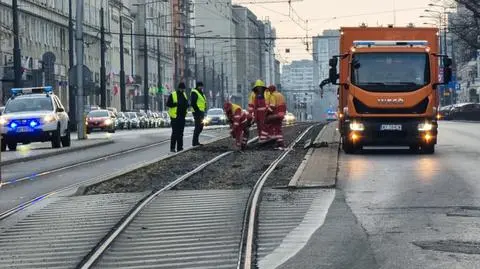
(351, 52), (430, 92)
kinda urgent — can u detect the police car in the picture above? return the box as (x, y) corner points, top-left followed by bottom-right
(0, 86), (70, 151)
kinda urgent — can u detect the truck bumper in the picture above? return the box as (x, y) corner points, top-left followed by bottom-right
(342, 118), (437, 146)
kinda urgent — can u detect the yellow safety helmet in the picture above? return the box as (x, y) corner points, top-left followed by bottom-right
(254, 79), (265, 88)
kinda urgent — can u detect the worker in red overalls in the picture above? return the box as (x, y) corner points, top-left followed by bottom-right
(248, 80), (270, 143)
(224, 101), (253, 151)
(266, 85), (287, 149)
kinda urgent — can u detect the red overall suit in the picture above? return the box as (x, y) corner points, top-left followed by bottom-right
(248, 80), (270, 143)
(224, 102), (253, 150)
(266, 85), (287, 148)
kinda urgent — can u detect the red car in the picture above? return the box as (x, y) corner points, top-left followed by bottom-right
(86, 109), (116, 134)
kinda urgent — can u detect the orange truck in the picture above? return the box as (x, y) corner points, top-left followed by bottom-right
(325, 26), (452, 154)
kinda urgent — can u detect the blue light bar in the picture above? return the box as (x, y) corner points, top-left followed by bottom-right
(353, 40), (429, 47)
(11, 86), (53, 95)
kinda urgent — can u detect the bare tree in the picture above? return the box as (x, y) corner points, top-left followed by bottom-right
(454, 0), (480, 19)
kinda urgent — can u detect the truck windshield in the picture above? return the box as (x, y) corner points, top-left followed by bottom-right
(351, 52), (430, 92)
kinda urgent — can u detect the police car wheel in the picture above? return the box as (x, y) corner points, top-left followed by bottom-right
(7, 142), (17, 151)
(61, 128), (71, 147)
(51, 127), (62, 148)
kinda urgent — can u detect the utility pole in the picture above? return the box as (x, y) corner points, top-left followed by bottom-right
(100, 7), (106, 109)
(76, 0), (85, 139)
(12, 0), (22, 88)
(202, 54), (206, 86)
(221, 62), (225, 103)
(259, 39), (263, 80)
(194, 51), (198, 83)
(68, 0), (76, 129)
(119, 16), (126, 112)
(143, 27), (149, 111)
(157, 39), (164, 111)
(212, 60), (215, 107)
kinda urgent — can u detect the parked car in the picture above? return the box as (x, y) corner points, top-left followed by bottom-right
(203, 108), (227, 125)
(160, 112), (171, 127)
(137, 111), (149, 128)
(86, 109), (115, 134)
(125, 112), (139, 128)
(449, 103), (480, 121)
(115, 112), (129, 129)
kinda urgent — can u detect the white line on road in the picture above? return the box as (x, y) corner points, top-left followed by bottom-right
(258, 189), (336, 269)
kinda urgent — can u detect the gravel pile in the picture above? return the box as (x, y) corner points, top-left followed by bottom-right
(82, 124), (314, 195)
(83, 138), (233, 195)
(173, 123), (313, 190)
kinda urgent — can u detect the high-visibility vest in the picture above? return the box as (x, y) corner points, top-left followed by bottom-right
(269, 91), (287, 117)
(168, 91), (188, 119)
(191, 88), (207, 112)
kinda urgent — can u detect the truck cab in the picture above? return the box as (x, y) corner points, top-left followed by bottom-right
(325, 27), (452, 154)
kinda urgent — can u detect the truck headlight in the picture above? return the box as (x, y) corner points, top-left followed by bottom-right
(418, 122), (433, 131)
(349, 122), (364, 131)
(43, 114), (56, 123)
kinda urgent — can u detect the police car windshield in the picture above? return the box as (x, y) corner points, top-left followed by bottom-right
(88, 110), (109, 117)
(208, 109), (223, 115)
(4, 96), (53, 113)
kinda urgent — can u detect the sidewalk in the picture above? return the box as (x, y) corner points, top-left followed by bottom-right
(289, 121), (340, 188)
(1, 133), (114, 165)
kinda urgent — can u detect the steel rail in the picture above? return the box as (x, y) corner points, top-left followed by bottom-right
(238, 124), (317, 269)
(77, 135), (260, 269)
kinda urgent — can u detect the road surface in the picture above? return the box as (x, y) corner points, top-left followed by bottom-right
(278, 121), (480, 269)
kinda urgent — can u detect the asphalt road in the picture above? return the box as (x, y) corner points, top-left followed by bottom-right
(0, 126), (228, 215)
(279, 121), (480, 269)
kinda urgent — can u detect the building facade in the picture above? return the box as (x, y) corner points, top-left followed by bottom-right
(195, 0), (236, 107)
(312, 29), (340, 88)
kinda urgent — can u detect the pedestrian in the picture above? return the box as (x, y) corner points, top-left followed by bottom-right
(166, 82), (189, 153)
(224, 101), (253, 151)
(248, 79), (270, 143)
(190, 81), (207, 146)
(266, 85), (287, 149)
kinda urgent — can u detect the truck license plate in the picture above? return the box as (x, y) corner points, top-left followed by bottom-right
(380, 124), (402, 131)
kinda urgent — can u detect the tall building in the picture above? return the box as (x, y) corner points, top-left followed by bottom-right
(232, 5), (263, 107)
(195, 0), (236, 107)
(281, 59), (314, 92)
(312, 29), (340, 88)
(130, 0), (173, 111)
(261, 20), (276, 86)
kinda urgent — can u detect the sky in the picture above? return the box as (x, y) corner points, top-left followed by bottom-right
(232, 0), (438, 63)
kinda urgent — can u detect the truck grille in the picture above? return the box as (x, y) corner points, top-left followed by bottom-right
(353, 97), (429, 114)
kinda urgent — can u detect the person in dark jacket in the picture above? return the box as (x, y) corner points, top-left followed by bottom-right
(166, 82), (189, 152)
(190, 81), (207, 146)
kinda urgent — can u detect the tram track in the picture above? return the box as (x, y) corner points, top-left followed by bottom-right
(77, 123), (315, 269)
(0, 123), (317, 269)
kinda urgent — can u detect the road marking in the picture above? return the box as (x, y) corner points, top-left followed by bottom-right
(258, 189), (336, 269)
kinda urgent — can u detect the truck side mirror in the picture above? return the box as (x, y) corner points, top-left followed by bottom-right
(444, 58), (452, 67)
(444, 67), (452, 84)
(329, 67), (338, 84)
(329, 57), (338, 67)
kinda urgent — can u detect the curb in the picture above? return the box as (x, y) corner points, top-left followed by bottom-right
(76, 133), (233, 195)
(288, 123), (341, 189)
(1, 140), (115, 166)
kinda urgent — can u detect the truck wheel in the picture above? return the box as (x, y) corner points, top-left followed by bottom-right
(61, 127), (71, 147)
(8, 142), (17, 151)
(342, 138), (357, 154)
(51, 127), (62, 148)
(422, 144), (435, 154)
